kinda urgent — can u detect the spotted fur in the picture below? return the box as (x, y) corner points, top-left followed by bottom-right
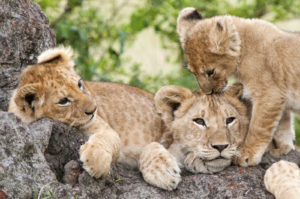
(264, 160), (300, 199)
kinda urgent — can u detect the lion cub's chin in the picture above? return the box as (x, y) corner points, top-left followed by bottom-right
(79, 112), (97, 129)
(204, 158), (232, 173)
(184, 152), (231, 174)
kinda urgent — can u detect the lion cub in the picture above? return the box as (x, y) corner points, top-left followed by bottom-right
(177, 8), (299, 166)
(264, 160), (300, 199)
(9, 47), (248, 190)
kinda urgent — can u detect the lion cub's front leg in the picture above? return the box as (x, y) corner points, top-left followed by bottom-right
(80, 127), (121, 178)
(237, 95), (285, 166)
(139, 142), (181, 191)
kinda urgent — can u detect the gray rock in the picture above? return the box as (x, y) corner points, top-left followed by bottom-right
(0, 112), (56, 198)
(0, 0), (56, 111)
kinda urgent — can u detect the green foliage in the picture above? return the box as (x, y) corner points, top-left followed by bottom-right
(33, 187), (57, 199)
(295, 115), (300, 146)
(34, 0), (300, 143)
(114, 178), (122, 183)
(34, 0), (59, 10)
(34, 0), (300, 89)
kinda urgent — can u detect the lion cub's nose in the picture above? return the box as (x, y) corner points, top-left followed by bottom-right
(85, 107), (96, 116)
(212, 144), (229, 152)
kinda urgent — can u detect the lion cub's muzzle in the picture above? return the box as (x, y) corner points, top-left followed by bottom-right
(85, 107), (97, 116)
(183, 151), (232, 174)
(80, 106), (97, 127)
(86, 107), (97, 121)
(212, 144), (229, 153)
(183, 142), (234, 174)
(200, 80), (228, 95)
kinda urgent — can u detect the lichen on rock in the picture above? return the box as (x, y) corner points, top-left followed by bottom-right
(0, 0), (55, 111)
(0, 0), (300, 198)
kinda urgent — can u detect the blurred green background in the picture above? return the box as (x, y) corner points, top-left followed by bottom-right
(34, 0), (300, 145)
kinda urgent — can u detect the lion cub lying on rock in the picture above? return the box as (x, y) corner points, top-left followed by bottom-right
(9, 47), (249, 190)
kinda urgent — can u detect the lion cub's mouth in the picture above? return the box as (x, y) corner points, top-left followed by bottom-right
(204, 156), (231, 166)
(89, 113), (95, 121)
(79, 111), (97, 129)
(204, 157), (231, 165)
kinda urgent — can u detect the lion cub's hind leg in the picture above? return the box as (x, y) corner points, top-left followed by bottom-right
(139, 142), (181, 191)
(268, 110), (295, 157)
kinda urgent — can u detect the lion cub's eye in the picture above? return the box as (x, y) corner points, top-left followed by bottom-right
(58, 97), (70, 106)
(206, 69), (215, 77)
(193, 118), (206, 126)
(78, 80), (83, 90)
(226, 117), (235, 125)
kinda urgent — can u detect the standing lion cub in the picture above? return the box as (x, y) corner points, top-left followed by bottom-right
(9, 47), (249, 190)
(177, 7), (299, 166)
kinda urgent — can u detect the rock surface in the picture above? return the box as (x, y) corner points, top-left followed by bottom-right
(1, 111), (300, 199)
(1, 0), (300, 199)
(0, 0), (56, 111)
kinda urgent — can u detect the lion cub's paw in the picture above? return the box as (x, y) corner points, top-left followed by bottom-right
(264, 160), (300, 199)
(79, 142), (112, 178)
(235, 147), (263, 167)
(139, 142), (181, 191)
(184, 152), (208, 173)
(268, 141), (294, 158)
(268, 145), (293, 158)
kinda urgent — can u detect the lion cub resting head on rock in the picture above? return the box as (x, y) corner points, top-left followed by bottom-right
(177, 8), (298, 167)
(156, 83), (249, 174)
(9, 47), (248, 190)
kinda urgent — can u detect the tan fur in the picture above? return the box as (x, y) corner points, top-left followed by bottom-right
(177, 8), (298, 166)
(139, 142), (181, 190)
(155, 83), (249, 174)
(264, 160), (300, 199)
(9, 47), (248, 190)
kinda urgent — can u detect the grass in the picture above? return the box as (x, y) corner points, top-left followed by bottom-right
(114, 178), (122, 183)
(33, 184), (58, 199)
(294, 115), (300, 146)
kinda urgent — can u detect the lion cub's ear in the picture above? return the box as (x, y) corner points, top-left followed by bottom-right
(177, 7), (202, 43)
(37, 47), (74, 69)
(209, 17), (241, 57)
(14, 83), (44, 117)
(155, 86), (194, 124)
(224, 83), (243, 99)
